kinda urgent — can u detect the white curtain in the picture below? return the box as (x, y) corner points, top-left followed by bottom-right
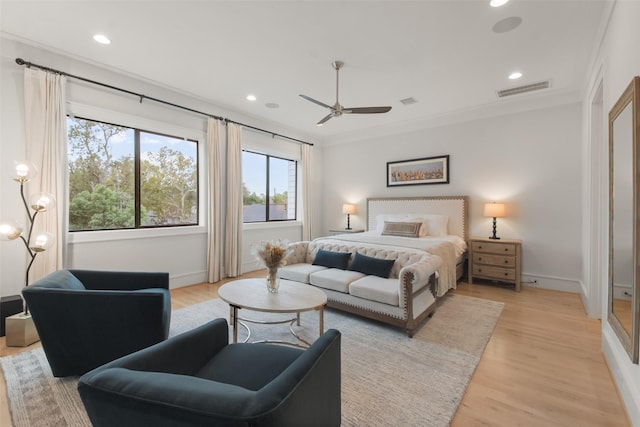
(206, 118), (224, 283)
(23, 68), (67, 282)
(301, 143), (314, 241)
(225, 123), (243, 277)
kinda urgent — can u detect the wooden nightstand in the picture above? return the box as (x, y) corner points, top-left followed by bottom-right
(469, 237), (522, 291)
(328, 229), (365, 236)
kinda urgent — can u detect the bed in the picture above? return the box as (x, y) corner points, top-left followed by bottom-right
(315, 196), (468, 297)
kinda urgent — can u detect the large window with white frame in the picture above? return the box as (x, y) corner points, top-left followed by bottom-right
(242, 149), (297, 223)
(67, 116), (199, 231)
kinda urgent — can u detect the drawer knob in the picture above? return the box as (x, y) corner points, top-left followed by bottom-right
(505, 260), (508, 264)
(505, 248), (509, 252)
(478, 257), (483, 261)
(504, 273), (509, 276)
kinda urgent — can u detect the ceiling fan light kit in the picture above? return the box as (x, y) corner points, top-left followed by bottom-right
(300, 60), (392, 126)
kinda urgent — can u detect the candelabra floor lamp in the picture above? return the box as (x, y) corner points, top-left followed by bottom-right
(1, 161), (55, 346)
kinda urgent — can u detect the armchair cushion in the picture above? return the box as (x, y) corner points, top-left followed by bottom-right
(31, 269), (86, 290)
(196, 343), (302, 391)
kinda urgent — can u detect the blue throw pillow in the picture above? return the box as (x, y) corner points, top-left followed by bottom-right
(312, 249), (351, 270)
(348, 252), (395, 278)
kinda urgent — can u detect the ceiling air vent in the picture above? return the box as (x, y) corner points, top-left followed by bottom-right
(496, 80), (550, 98)
(400, 97), (418, 106)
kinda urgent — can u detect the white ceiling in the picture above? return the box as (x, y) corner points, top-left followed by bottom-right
(0, 1), (608, 143)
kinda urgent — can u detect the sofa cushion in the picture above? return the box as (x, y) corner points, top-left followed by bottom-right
(349, 276), (399, 306)
(278, 264), (327, 283)
(310, 269), (366, 293)
(348, 252), (395, 278)
(312, 249), (351, 270)
(30, 269), (86, 290)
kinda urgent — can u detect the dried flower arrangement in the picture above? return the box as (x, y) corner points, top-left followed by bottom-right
(251, 239), (291, 292)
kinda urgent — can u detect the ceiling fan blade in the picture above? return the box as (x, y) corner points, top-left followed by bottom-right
(343, 106), (392, 114)
(317, 114), (333, 126)
(299, 94), (332, 110)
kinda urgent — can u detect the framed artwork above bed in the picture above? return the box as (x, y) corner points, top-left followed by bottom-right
(386, 155), (449, 187)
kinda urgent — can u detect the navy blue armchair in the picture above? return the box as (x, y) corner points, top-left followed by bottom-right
(22, 269), (171, 377)
(78, 318), (341, 427)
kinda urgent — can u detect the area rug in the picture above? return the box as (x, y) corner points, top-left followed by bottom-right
(1, 293), (503, 427)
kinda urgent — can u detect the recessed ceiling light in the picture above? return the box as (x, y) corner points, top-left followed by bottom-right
(509, 72), (523, 80)
(246, 94), (257, 101)
(93, 34), (111, 45)
(490, 0), (509, 7)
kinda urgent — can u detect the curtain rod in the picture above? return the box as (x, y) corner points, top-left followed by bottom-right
(15, 58), (313, 147)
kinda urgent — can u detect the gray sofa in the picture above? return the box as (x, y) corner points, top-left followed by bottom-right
(279, 240), (442, 337)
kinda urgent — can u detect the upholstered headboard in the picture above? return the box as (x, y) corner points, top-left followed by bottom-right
(366, 196), (469, 241)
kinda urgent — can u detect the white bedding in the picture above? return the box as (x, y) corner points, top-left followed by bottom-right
(315, 232), (466, 296)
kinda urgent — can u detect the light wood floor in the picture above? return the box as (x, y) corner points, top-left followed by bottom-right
(0, 275), (631, 426)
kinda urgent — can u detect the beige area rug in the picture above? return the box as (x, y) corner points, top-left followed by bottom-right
(1, 293), (503, 427)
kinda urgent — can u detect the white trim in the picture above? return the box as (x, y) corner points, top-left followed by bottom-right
(521, 273), (582, 293)
(583, 67), (605, 318)
(67, 225), (206, 244)
(243, 221), (302, 231)
(603, 324), (640, 426)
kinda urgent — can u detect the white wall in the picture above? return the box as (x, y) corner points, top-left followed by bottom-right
(321, 103), (584, 292)
(0, 37), (320, 296)
(587, 1), (640, 424)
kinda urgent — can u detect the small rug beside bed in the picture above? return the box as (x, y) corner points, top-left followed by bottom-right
(1, 293), (503, 427)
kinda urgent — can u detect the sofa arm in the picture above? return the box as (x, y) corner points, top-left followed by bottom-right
(284, 241), (310, 265)
(70, 269), (170, 291)
(398, 255), (442, 306)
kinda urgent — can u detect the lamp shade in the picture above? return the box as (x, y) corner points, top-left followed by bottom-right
(30, 232), (55, 252)
(484, 202), (505, 218)
(12, 160), (37, 183)
(30, 192), (56, 212)
(342, 204), (356, 215)
(0, 220), (24, 241)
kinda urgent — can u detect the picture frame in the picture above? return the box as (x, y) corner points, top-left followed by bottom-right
(386, 155), (449, 187)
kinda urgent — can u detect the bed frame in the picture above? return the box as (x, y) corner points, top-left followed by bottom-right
(366, 196), (469, 280)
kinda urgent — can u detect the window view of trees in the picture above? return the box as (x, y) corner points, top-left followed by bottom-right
(67, 117), (198, 231)
(242, 150), (296, 222)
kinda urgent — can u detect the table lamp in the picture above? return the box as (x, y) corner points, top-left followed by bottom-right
(484, 202), (505, 240)
(342, 204), (356, 230)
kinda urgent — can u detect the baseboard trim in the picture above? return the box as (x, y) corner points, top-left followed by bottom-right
(521, 273), (582, 293)
(170, 271), (207, 288)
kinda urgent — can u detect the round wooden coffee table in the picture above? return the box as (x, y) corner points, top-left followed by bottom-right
(218, 278), (328, 348)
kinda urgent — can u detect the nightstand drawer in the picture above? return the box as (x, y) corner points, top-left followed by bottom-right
(472, 265), (516, 281)
(471, 241), (517, 255)
(472, 253), (515, 267)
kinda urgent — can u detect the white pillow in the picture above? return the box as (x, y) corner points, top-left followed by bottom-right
(425, 214), (449, 237)
(406, 216), (429, 237)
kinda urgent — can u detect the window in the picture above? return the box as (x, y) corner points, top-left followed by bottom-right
(242, 150), (297, 222)
(67, 116), (198, 231)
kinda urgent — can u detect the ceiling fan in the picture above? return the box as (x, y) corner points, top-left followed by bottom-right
(299, 60), (392, 126)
